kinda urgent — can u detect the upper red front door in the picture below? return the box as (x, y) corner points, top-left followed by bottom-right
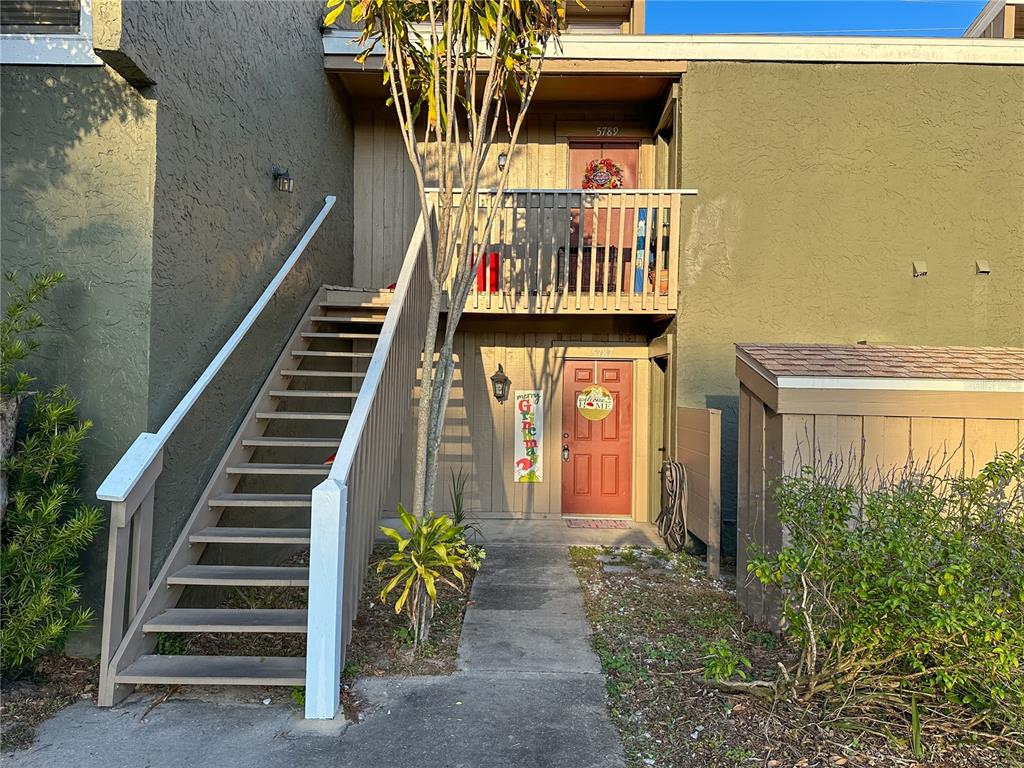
(568, 141), (639, 248)
(561, 360), (634, 517)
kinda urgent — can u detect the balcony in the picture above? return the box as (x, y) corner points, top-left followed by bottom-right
(440, 188), (697, 315)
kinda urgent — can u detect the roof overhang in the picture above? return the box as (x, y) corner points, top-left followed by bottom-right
(324, 30), (1024, 72)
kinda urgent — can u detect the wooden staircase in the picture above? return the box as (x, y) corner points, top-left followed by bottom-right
(101, 287), (393, 696)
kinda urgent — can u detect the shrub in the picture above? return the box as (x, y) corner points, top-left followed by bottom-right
(749, 450), (1024, 740)
(1, 270), (66, 517)
(377, 505), (483, 650)
(0, 387), (103, 674)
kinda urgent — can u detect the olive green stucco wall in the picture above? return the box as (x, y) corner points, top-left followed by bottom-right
(1, 65), (157, 552)
(675, 62), (1024, 551)
(1, 1), (355, 647)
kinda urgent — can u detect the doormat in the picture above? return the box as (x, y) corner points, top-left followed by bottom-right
(565, 519), (630, 529)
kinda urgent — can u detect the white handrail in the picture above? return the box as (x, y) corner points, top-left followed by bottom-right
(97, 195), (338, 504)
(324, 203), (430, 484)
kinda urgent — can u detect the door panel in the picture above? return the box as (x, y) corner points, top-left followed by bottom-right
(567, 142), (640, 293)
(561, 360), (633, 516)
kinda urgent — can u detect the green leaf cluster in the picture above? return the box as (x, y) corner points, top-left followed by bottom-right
(749, 450), (1024, 735)
(1, 387), (103, 673)
(376, 505), (484, 648)
(702, 638), (752, 683)
(325, 0), (570, 130)
(1, 271), (65, 398)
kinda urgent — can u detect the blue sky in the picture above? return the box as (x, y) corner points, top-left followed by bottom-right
(646, 1), (987, 37)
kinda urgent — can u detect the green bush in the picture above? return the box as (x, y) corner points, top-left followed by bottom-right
(1, 387), (103, 674)
(749, 450), (1024, 738)
(377, 505), (484, 650)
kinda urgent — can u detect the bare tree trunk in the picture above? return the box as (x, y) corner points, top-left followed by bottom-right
(411, 287), (444, 517)
(0, 393), (23, 522)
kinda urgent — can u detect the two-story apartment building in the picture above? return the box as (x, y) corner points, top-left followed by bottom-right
(3, 0), (1022, 719)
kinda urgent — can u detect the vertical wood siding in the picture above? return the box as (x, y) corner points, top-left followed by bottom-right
(353, 105), (659, 288)
(385, 325), (652, 517)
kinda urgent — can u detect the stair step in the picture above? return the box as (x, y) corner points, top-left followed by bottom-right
(167, 565), (309, 587)
(319, 299), (390, 309)
(208, 493), (311, 508)
(144, 609), (308, 634)
(241, 436), (339, 449)
(270, 390), (358, 398)
(280, 369), (367, 378)
(227, 463), (330, 476)
(291, 350), (373, 358)
(310, 314), (386, 324)
(256, 411), (350, 421)
(190, 527), (312, 545)
(116, 655), (305, 687)
(301, 332), (380, 340)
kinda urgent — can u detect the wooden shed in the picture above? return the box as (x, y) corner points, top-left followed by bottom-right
(734, 343), (1024, 623)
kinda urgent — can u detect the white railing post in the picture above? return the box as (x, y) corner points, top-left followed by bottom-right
(305, 478), (348, 719)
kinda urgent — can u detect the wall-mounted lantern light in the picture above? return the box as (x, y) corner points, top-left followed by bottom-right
(490, 363), (510, 404)
(497, 152), (508, 172)
(273, 167), (294, 193)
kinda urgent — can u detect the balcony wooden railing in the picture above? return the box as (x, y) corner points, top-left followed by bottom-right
(440, 188), (697, 315)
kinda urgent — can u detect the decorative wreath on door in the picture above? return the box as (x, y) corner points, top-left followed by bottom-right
(582, 158), (624, 189)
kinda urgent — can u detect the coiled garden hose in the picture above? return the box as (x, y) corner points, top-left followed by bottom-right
(657, 460), (691, 552)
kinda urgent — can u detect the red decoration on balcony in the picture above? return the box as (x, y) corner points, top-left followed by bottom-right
(582, 158), (624, 189)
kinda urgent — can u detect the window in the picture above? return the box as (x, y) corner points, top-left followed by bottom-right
(0, 0), (100, 65)
(2, 1), (81, 33)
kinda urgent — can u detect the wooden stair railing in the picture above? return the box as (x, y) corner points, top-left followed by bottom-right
(304, 205), (435, 719)
(96, 196), (338, 705)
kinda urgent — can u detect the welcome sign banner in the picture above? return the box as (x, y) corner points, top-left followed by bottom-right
(514, 390), (543, 483)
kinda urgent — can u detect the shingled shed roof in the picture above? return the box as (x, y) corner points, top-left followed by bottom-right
(736, 344), (1024, 383)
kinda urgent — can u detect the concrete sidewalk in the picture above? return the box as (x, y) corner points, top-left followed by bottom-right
(6, 524), (641, 768)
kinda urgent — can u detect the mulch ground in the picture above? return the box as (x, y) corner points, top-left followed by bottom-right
(569, 546), (1017, 768)
(1, 654), (99, 751)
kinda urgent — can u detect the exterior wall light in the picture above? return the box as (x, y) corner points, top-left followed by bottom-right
(912, 260), (928, 278)
(273, 167), (294, 193)
(490, 363), (510, 404)
(497, 152), (508, 172)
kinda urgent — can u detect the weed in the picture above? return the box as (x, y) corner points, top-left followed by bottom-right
(702, 639), (752, 682)
(154, 633), (189, 656)
(745, 629), (778, 650)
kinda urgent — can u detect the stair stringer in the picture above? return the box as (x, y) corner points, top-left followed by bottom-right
(99, 287), (327, 706)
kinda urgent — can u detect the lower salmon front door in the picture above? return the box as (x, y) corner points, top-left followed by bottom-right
(561, 360), (633, 516)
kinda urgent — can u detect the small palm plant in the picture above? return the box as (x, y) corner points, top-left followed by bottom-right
(377, 505), (483, 650)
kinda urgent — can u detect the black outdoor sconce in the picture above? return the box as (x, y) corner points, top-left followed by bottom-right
(490, 363), (510, 404)
(273, 166), (295, 193)
(497, 152), (508, 172)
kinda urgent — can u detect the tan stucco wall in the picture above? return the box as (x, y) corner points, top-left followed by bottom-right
(674, 61), (1024, 549)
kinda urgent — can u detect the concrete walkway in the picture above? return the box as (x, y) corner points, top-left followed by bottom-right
(7, 521), (657, 768)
